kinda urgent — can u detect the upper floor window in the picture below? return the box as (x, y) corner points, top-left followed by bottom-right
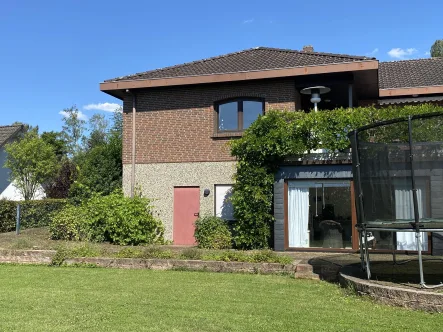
(216, 98), (264, 132)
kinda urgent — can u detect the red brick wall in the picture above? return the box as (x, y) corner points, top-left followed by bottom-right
(123, 78), (296, 164)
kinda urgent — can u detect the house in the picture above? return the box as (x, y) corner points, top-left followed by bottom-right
(0, 124), (45, 201)
(100, 46), (443, 251)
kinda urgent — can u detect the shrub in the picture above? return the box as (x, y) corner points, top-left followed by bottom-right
(20, 199), (67, 228)
(180, 248), (203, 260)
(142, 246), (174, 259)
(0, 200), (17, 233)
(49, 204), (87, 241)
(194, 216), (232, 249)
(49, 191), (165, 246)
(201, 250), (293, 264)
(114, 247), (145, 258)
(0, 199), (66, 233)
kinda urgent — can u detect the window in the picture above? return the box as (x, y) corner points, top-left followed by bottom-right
(216, 98), (264, 132)
(288, 180), (352, 249)
(215, 185), (235, 220)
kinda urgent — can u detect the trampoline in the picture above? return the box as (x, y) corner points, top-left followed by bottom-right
(349, 112), (443, 288)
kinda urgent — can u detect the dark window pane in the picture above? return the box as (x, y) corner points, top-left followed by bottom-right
(243, 101), (263, 129)
(218, 102), (238, 131)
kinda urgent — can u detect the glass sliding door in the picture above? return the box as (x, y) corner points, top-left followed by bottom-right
(288, 180), (353, 249)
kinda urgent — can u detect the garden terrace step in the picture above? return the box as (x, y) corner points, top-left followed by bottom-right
(296, 263), (314, 273)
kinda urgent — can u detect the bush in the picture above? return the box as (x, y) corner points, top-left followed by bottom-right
(20, 199), (67, 228)
(201, 250), (293, 264)
(194, 216), (232, 249)
(50, 191), (165, 246)
(0, 200), (17, 233)
(180, 248), (203, 260)
(49, 204), (87, 241)
(0, 199), (66, 233)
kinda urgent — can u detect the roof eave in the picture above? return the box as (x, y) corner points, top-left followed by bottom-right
(379, 85), (443, 97)
(100, 60), (379, 92)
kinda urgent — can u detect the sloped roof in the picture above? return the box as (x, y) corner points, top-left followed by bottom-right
(379, 57), (443, 89)
(0, 125), (23, 147)
(105, 47), (374, 82)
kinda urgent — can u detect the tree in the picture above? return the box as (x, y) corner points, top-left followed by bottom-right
(41, 131), (68, 160)
(69, 110), (123, 198)
(61, 105), (86, 156)
(4, 129), (59, 200)
(42, 158), (77, 198)
(431, 40), (443, 57)
(85, 114), (109, 149)
(41, 131), (74, 198)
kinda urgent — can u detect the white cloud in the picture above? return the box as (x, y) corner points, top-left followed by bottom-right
(243, 19), (254, 24)
(425, 51), (431, 56)
(366, 48), (379, 56)
(83, 102), (122, 112)
(387, 48), (418, 59)
(59, 110), (88, 121)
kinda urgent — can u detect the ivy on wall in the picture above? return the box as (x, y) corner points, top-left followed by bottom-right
(229, 104), (443, 249)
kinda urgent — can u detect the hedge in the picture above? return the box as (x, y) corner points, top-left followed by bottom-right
(0, 199), (67, 233)
(50, 191), (165, 245)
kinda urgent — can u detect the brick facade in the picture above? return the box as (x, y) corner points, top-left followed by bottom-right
(122, 78), (296, 164)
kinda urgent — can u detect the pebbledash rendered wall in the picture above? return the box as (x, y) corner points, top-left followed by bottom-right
(121, 78), (297, 241)
(123, 162), (236, 241)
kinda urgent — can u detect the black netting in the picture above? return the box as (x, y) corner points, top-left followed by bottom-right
(350, 112), (443, 229)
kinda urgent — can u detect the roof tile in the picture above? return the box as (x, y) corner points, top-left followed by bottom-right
(105, 47), (374, 82)
(379, 58), (443, 89)
(0, 125), (23, 147)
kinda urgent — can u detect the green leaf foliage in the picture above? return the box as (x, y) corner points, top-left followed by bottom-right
(194, 216), (233, 249)
(72, 134), (122, 196)
(4, 129), (59, 200)
(0, 200), (17, 233)
(50, 191), (164, 245)
(0, 199), (66, 233)
(69, 111), (123, 198)
(230, 104), (442, 249)
(431, 39), (443, 57)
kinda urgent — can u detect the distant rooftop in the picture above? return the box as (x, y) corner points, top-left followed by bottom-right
(0, 125), (23, 147)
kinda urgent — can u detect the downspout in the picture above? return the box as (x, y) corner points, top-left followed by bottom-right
(126, 89), (136, 198)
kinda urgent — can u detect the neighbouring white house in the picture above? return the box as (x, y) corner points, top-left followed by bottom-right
(0, 124), (45, 201)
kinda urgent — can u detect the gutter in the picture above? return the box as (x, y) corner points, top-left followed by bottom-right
(126, 89), (136, 198)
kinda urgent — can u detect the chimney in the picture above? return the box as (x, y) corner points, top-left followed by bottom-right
(302, 45), (314, 52)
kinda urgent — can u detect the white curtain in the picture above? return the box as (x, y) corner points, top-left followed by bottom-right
(215, 185), (234, 220)
(395, 182), (428, 251)
(288, 186), (310, 248)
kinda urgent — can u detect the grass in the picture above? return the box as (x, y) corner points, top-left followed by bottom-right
(0, 265), (441, 331)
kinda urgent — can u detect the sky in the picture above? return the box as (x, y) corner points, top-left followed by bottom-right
(0, 0), (441, 132)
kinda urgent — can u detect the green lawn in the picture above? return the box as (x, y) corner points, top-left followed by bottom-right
(0, 266), (441, 331)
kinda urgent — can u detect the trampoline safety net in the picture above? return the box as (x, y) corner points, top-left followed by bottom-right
(349, 112), (443, 230)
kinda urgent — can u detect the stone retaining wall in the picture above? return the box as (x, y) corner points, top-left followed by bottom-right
(0, 249), (55, 264)
(65, 257), (297, 274)
(339, 270), (443, 313)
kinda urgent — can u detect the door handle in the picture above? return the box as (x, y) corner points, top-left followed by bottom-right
(194, 212), (200, 217)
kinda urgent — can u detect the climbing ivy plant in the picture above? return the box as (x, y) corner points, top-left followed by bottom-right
(229, 104), (442, 249)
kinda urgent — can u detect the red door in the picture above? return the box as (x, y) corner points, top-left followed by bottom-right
(173, 187), (200, 245)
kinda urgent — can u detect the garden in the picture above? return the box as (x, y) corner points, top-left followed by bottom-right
(1, 104), (443, 327)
